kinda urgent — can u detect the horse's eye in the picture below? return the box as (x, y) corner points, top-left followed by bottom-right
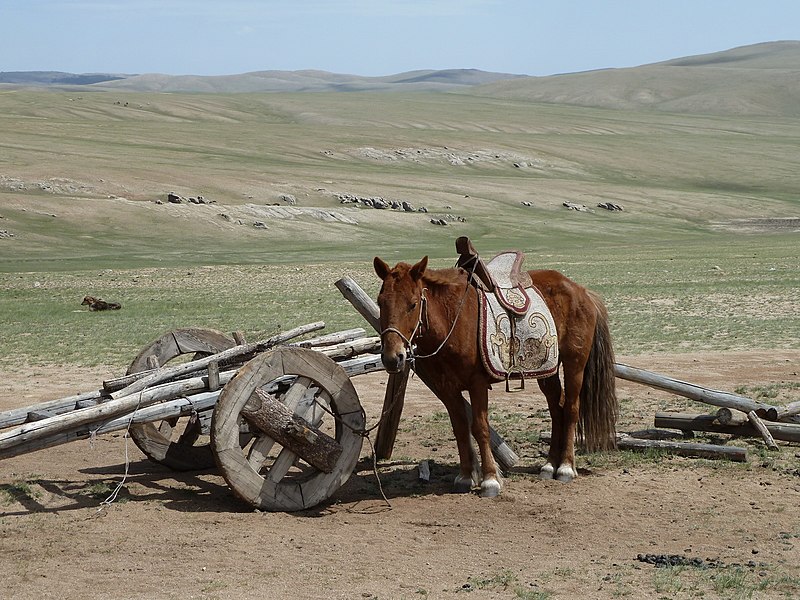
(408, 301), (417, 313)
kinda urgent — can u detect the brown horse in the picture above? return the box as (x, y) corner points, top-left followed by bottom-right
(374, 254), (617, 497)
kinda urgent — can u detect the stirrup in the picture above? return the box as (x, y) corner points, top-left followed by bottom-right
(505, 372), (525, 393)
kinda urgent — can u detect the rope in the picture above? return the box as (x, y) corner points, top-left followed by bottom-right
(92, 390), (144, 515)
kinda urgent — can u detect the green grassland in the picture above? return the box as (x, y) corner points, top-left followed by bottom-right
(0, 88), (797, 369)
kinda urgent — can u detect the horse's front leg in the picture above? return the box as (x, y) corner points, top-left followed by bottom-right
(468, 385), (502, 498)
(439, 392), (480, 493)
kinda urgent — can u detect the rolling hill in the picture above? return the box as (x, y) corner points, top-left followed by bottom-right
(466, 41), (800, 117)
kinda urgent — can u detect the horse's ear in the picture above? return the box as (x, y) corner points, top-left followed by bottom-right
(410, 256), (428, 281)
(374, 256), (391, 280)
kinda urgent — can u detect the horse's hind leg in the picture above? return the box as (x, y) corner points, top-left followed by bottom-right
(537, 374), (564, 480)
(538, 364), (584, 482)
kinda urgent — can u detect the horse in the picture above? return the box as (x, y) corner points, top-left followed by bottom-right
(374, 253), (617, 497)
(81, 295), (122, 311)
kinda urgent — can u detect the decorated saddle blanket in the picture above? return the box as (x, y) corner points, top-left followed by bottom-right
(477, 252), (559, 381)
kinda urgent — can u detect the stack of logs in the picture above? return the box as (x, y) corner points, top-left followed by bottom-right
(614, 364), (800, 461)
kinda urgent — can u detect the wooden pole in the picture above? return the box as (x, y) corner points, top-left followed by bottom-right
(617, 435), (747, 462)
(654, 412), (800, 444)
(111, 322), (325, 400)
(375, 364), (410, 460)
(614, 363), (779, 420)
(335, 276), (518, 471)
(747, 411), (779, 450)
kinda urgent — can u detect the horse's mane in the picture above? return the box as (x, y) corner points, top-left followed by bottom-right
(421, 266), (465, 288)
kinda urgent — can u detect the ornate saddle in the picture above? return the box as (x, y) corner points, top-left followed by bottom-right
(456, 237), (559, 387)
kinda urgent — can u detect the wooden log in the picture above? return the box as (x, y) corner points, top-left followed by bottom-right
(747, 411), (779, 450)
(614, 363), (779, 420)
(715, 407), (748, 426)
(335, 276), (380, 331)
(617, 435), (747, 462)
(375, 365), (410, 460)
(111, 322), (325, 400)
(207, 361), (220, 392)
(335, 276), (518, 470)
(654, 412), (800, 444)
(241, 388), (342, 474)
(777, 401), (800, 421)
(316, 337), (382, 360)
(0, 370), (237, 453)
(0, 391), (220, 460)
(293, 328), (367, 348)
(0, 389), (104, 430)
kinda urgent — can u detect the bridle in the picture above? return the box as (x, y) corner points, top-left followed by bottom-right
(379, 286), (429, 356)
(379, 258), (478, 365)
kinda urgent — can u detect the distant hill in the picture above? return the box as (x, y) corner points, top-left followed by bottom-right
(0, 71), (126, 85)
(4, 41), (799, 116)
(465, 41), (800, 117)
(91, 68), (525, 93)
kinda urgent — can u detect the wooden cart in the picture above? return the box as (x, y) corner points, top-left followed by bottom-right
(0, 322), (385, 512)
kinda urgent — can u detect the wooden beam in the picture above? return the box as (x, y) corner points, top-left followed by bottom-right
(618, 435), (747, 462)
(747, 411), (779, 450)
(241, 388), (343, 474)
(614, 363), (779, 420)
(654, 412), (800, 444)
(375, 365), (410, 460)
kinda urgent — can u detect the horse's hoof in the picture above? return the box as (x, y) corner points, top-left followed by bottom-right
(539, 463), (555, 480)
(479, 478), (502, 498)
(453, 475), (475, 493)
(556, 465), (576, 483)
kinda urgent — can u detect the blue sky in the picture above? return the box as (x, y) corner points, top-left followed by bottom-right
(1, 1), (798, 76)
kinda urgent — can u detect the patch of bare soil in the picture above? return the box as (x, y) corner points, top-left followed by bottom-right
(1, 351), (799, 599)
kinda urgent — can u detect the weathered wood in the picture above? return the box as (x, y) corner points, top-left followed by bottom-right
(112, 322), (325, 400)
(654, 412), (800, 444)
(0, 370), (237, 453)
(617, 435), (747, 462)
(375, 365), (410, 460)
(294, 328), (367, 348)
(335, 276), (518, 470)
(212, 347), (365, 511)
(0, 389), (103, 430)
(418, 460), (430, 482)
(207, 361), (220, 391)
(0, 391), (219, 460)
(335, 276), (381, 331)
(715, 407), (748, 426)
(0, 355), (381, 460)
(747, 411), (779, 450)
(241, 388), (342, 473)
(317, 337), (382, 360)
(614, 363), (779, 420)
(124, 327), (239, 471)
(777, 401), (800, 421)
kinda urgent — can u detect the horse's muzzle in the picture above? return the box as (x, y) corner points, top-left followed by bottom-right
(381, 349), (406, 374)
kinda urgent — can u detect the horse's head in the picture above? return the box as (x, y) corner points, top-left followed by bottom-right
(374, 255), (428, 373)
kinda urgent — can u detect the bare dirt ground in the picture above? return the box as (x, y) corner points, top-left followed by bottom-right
(1, 350), (799, 599)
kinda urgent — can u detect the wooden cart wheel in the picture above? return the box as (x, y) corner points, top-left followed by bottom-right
(212, 346), (365, 512)
(127, 327), (238, 471)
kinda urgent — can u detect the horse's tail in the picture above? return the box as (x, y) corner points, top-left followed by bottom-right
(579, 291), (618, 451)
